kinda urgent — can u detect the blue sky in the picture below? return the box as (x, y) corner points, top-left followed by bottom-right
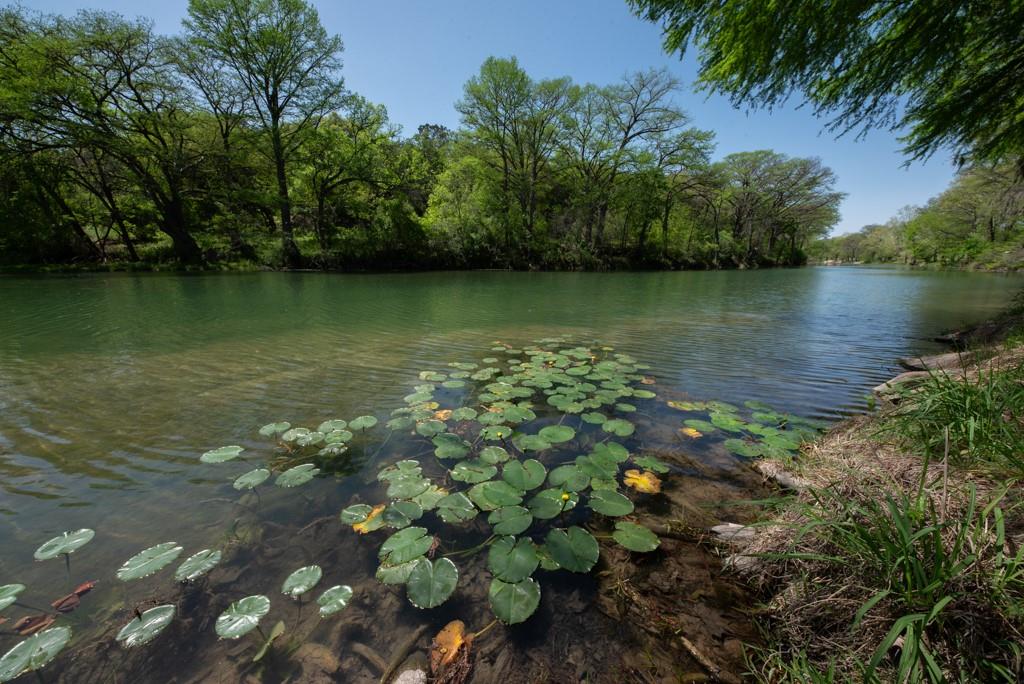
(28, 0), (956, 235)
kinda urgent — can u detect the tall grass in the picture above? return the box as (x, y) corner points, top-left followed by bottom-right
(884, 365), (1024, 474)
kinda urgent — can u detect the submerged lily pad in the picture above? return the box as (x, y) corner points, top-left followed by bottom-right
(0, 626), (72, 681)
(488, 506), (533, 535)
(201, 445), (244, 464)
(317, 585), (353, 617)
(487, 536), (538, 582)
(632, 455), (670, 474)
(34, 529), (94, 561)
(282, 565), (322, 598)
(175, 549), (222, 582)
(233, 468), (270, 490)
(612, 521), (661, 552)
(489, 578), (540, 625)
(117, 542), (183, 581)
(116, 604), (175, 647)
(215, 595), (270, 639)
(276, 463), (320, 487)
(544, 527), (599, 572)
(723, 438), (764, 458)
(406, 558), (458, 609)
(0, 585), (25, 612)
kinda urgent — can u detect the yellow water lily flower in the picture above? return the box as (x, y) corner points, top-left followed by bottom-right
(680, 427), (703, 438)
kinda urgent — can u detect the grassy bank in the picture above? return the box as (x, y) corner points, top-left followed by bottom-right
(739, 302), (1024, 682)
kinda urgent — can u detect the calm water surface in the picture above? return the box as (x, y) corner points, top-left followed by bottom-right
(0, 267), (1018, 680)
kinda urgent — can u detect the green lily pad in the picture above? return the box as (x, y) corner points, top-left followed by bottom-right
(547, 464), (590, 492)
(612, 521), (661, 552)
(295, 431), (324, 447)
(451, 407), (478, 421)
(544, 527), (599, 572)
(0, 626), (72, 681)
(502, 459), (547, 490)
(117, 542), (183, 581)
(281, 427), (309, 442)
(487, 536), (539, 582)
(215, 595), (270, 639)
(632, 389), (656, 399)
(723, 438), (765, 458)
(436, 492), (478, 523)
(276, 463), (320, 487)
(175, 549), (222, 582)
(282, 565), (322, 598)
(488, 506), (533, 535)
(201, 445), (244, 464)
(386, 476), (431, 500)
(317, 585), (353, 617)
(480, 425), (513, 441)
(350, 415), (378, 431)
(479, 446), (510, 464)
(416, 420), (446, 437)
(316, 419), (348, 433)
(588, 489), (634, 516)
(468, 481), (524, 511)
(528, 488), (578, 519)
(323, 429), (353, 444)
(340, 504), (375, 525)
(632, 455), (670, 473)
(538, 425), (575, 444)
(615, 403), (637, 413)
(259, 422), (291, 436)
(34, 529), (94, 561)
(514, 434), (552, 452)
(602, 419), (634, 437)
(0, 585), (25, 612)
(411, 485), (448, 510)
(489, 578), (540, 625)
(116, 604), (175, 647)
(406, 558), (458, 609)
(592, 442), (629, 462)
(379, 527), (434, 565)
(233, 468), (270, 490)
(581, 412), (607, 425)
(451, 460), (498, 483)
(575, 453), (619, 480)
(433, 433), (472, 460)
(376, 558), (423, 585)
(386, 416), (415, 430)
(683, 419), (716, 433)
(710, 412), (746, 433)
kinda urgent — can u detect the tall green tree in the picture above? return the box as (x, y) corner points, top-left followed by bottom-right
(184, 0), (345, 266)
(629, 0), (1024, 164)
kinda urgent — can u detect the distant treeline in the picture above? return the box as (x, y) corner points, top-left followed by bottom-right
(807, 163), (1024, 270)
(0, 2), (844, 270)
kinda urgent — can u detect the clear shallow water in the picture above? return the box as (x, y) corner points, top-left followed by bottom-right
(0, 267), (1019, 680)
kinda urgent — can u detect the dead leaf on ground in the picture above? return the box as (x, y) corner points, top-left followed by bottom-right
(624, 469), (662, 494)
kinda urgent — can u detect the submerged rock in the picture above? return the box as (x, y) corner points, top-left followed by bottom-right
(393, 669), (427, 684)
(710, 523), (755, 544)
(899, 350), (973, 371)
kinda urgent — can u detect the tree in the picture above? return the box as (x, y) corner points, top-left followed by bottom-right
(628, 0), (1024, 165)
(184, 0), (345, 266)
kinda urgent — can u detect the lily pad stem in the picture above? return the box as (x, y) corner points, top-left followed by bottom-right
(442, 534), (496, 558)
(473, 618), (499, 639)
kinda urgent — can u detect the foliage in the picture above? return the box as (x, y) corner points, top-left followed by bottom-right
(628, 0), (1024, 164)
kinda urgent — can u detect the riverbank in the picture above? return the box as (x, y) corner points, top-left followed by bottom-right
(731, 298), (1024, 681)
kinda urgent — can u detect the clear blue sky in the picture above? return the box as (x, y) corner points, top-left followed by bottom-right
(28, 0), (956, 235)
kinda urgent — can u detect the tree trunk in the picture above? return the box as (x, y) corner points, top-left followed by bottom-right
(162, 194), (203, 265)
(272, 123), (301, 267)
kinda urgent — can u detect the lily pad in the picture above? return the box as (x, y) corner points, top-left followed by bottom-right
(282, 565), (322, 598)
(544, 527), (599, 572)
(480, 425), (513, 441)
(489, 578), (540, 625)
(201, 445), (244, 464)
(379, 527), (434, 565)
(581, 412), (607, 425)
(479, 446), (510, 464)
(488, 506), (533, 535)
(602, 419), (634, 437)
(538, 425), (575, 444)
(340, 503), (375, 525)
(233, 468), (270, 490)
(436, 492), (478, 523)
(547, 464), (590, 492)
(487, 536), (538, 582)
(406, 558), (458, 609)
(450, 460), (497, 483)
(116, 604), (175, 647)
(683, 419), (716, 433)
(588, 489), (634, 517)
(34, 529), (94, 561)
(575, 453), (619, 479)
(467, 480), (525, 511)
(0, 626), (72, 681)
(323, 429), (353, 444)
(592, 442), (629, 462)
(723, 438), (765, 458)
(0, 585), (25, 612)
(350, 415), (378, 431)
(215, 595), (270, 639)
(276, 463), (320, 488)
(710, 412), (746, 433)
(376, 558), (423, 585)
(433, 433), (472, 460)
(451, 407), (478, 421)
(386, 416), (415, 430)
(514, 434), (551, 451)
(117, 542), (183, 581)
(317, 419), (348, 433)
(416, 420), (446, 437)
(612, 521), (661, 552)
(175, 549), (222, 582)
(528, 488), (578, 519)
(386, 476), (431, 500)
(295, 431), (324, 447)
(317, 585), (353, 617)
(501, 459), (547, 490)
(632, 455), (670, 474)
(259, 421), (291, 436)
(411, 485), (448, 510)
(281, 427), (309, 442)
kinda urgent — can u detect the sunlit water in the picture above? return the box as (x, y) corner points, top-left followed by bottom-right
(0, 267), (1018, 681)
